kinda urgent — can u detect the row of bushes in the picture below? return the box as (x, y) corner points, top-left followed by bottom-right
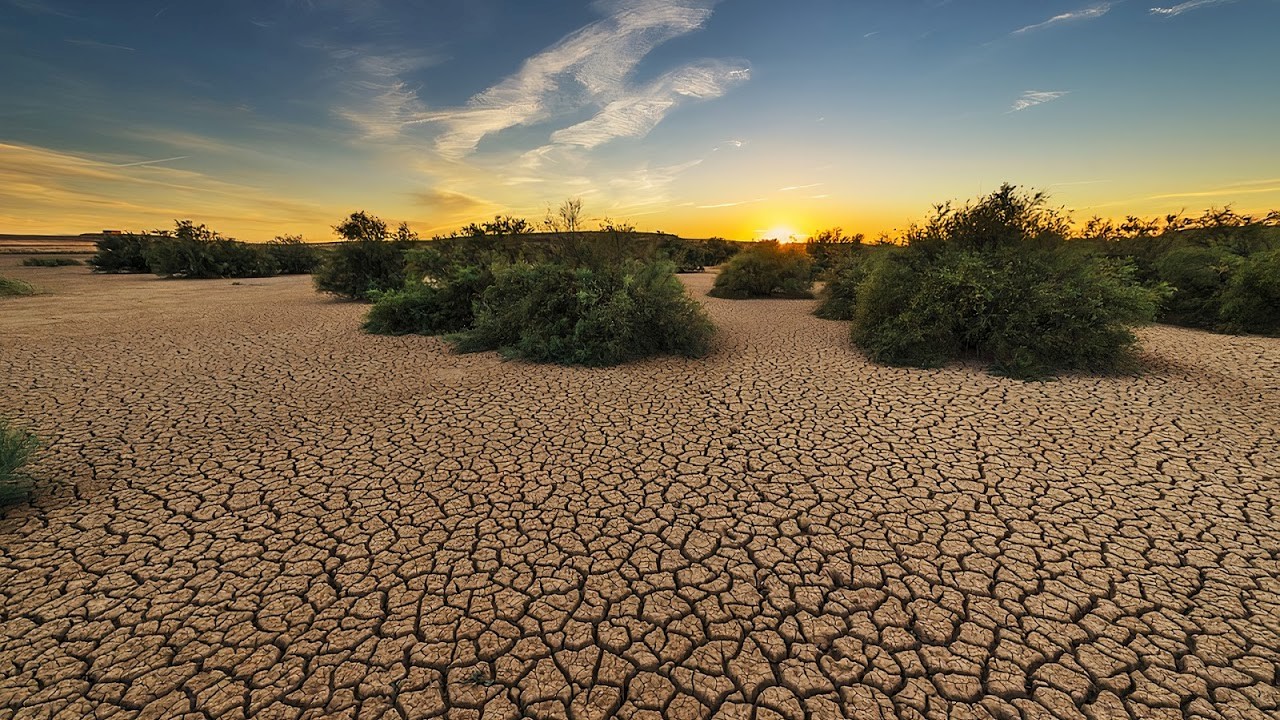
(90, 222), (321, 278)
(1084, 234), (1279, 336)
(709, 186), (1167, 380)
(314, 209), (716, 366)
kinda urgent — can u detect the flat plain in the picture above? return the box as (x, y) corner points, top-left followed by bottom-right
(1, 257), (1278, 719)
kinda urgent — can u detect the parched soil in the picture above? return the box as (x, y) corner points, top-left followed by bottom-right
(1, 259), (1278, 720)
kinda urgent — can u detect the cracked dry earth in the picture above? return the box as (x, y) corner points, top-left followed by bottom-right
(2, 259), (1279, 720)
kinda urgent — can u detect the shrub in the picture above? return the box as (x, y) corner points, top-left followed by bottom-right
(364, 264), (494, 336)
(89, 233), (153, 273)
(313, 212), (410, 300)
(806, 228), (864, 278)
(850, 185), (1162, 380)
(708, 241), (814, 299)
(1219, 248), (1280, 335)
(0, 277), (35, 297)
(0, 418), (39, 506)
(265, 235), (321, 275)
(22, 257), (81, 267)
(144, 221), (278, 279)
(451, 261), (714, 365)
(1152, 246), (1241, 328)
(814, 250), (871, 320)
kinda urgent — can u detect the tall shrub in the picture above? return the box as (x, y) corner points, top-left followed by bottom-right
(451, 261), (714, 365)
(1219, 248), (1280, 335)
(313, 212), (410, 300)
(266, 235), (321, 275)
(708, 241), (813, 299)
(144, 221), (277, 278)
(851, 185), (1162, 380)
(89, 233), (153, 273)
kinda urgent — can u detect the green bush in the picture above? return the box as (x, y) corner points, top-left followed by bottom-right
(814, 251), (871, 320)
(1219, 248), (1280, 335)
(89, 233), (153, 273)
(265, 235), (321, 275)
(364, 265), (494, 336)
(450, 261), (714, 365)
(0, 419), (39, 506)
(143, 221), (278, 279)
(0, 277), (35, 297)
(708, 241), (813, 299)
(313, 212), (410, 300)
(22, 257), (81, 267)
(1152, 246), (1241, 328)
(850, 185), (1162, 380)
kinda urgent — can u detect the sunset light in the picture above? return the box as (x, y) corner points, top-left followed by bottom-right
(1, 1), (1276, 240)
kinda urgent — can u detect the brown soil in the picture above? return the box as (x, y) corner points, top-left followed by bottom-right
(2, 257), (1278, 719)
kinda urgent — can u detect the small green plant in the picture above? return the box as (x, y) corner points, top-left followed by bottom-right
(0, 277), (35, 297)
(1219, 248), (1280, 335)
(313, 212), (412, 300)
(0, 419), (39, 506)
(22, 257), (82, 267)
(450, 260), (714, 365)
(708, 241), (814, 299)
(89, 233), (153, 273)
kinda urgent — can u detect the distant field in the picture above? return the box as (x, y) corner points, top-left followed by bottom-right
(0, 234), (102, 254)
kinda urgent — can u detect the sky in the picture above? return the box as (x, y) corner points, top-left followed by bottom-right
(2, 0), (1279, 241)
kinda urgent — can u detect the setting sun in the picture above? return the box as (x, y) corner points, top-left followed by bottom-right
(758, 225), (805, 243)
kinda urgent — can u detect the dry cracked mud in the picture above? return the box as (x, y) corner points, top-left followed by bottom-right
(1, 258), (1278, 720)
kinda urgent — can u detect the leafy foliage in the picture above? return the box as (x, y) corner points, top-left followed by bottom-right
(144, 221), (277, 279)
(1152, 246), (1241, 328)
(89, 233), (153, 273)
(1219, 248), (1280, 335)
(0, 418), (39, 506)
(813, 250), (871, 320)
(805, 228), (864, 278)
(364, 265), (494, 336)
(313, 212), (411, 300)
(265, 235), (321, 275)
(450, 260), (714, 365)
(708, 241), (814, 299)
(22, 257), (81, 267)
(849, 185), (1162, 380)
(0, 277), (35, 297)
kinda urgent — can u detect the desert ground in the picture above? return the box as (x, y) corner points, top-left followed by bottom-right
(1, 257), (1278, 720)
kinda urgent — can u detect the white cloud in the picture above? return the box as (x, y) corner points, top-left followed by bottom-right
(1013, 3), (1112, 34)
(1011, 90), (1070, 112)
(1150, 0), (1238, 16)
(401, 0), (747, 158)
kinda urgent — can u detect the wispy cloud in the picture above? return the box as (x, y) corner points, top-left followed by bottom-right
(113, 156), (188, 168)
(1013, 3), (1112, 34)
(697, 197), (765, 209)
(1010, 90), (1070, 112)
(65, 39), (137, 52)
(6, 0), (78, 18)
(1150, 0), (1238, 16)
(398, 0), (748, 158)
(0, 142), (327, 236)
(1147, 178), (1280, 199)
(779, 183), (823, 192)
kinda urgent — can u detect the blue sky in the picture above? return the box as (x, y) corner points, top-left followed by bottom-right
(2, 0), (1278, 240)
